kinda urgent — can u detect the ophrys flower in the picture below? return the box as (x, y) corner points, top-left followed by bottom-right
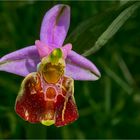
(0, 4), (101, 127)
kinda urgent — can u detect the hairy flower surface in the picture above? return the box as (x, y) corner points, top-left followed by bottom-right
(0, 4), (101, 127)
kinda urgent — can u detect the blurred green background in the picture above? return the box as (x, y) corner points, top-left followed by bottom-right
(0, 1), (140, 139)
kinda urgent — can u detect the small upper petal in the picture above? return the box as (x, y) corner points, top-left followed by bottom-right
(61, 43), (72, 59)
(40, 4), (70, 48)
(66, 51), (101, 80)
(35, 40), (52, 58)
(0, 46), (40, 76)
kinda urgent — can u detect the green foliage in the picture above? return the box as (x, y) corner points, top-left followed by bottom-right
(0, 1), (140, 139)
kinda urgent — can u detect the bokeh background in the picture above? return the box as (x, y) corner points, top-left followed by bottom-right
(0, 1), (140, 139)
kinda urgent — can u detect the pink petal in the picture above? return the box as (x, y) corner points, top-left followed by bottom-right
(35, 40), (52, 58)
(61, 43), (72, 59)
(0, 46), (40, 76)
(66, 51), (101, 81)
(40, 4), (70, 48)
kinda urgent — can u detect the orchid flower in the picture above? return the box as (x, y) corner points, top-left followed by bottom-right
(0, 4), (101, 127)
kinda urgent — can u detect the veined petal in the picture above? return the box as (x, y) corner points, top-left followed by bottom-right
(55, 95), (78, 127)
(40, 4), (70, 47)
(15, 72), (49, 123)
(55, 76), (78, 127)
(66, 51), (101, 80)
(15, 73), (78, 126)
(0, 46), (40, 76)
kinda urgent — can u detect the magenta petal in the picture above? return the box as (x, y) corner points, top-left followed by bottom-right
(40, 4), (70, 47)
(61, 43), (72, 59)
(66, 51), (101, 80)
(0, 46), (40, 76)
(35, 40), (52, 58)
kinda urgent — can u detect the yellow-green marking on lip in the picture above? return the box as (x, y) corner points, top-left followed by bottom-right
(41, 120), (55, 126)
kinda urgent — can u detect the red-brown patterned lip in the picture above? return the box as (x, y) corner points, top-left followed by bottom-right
(46, 87), (56, 99)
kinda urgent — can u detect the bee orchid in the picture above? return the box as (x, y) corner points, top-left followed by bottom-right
(0, 4), (101, 127)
